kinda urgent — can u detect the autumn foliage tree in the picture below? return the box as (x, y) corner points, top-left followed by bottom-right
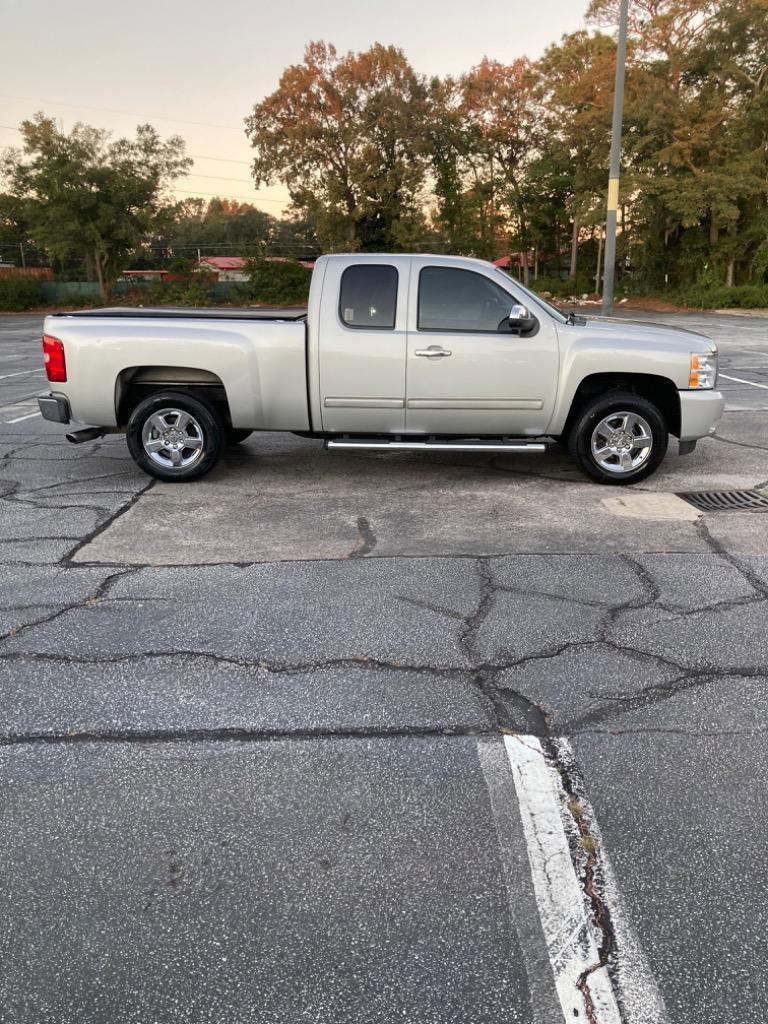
(245, 42), (432, 252)
(430, 59), (539, 275)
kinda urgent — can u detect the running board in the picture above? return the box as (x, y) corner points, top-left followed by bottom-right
(325, 439), (547, 453)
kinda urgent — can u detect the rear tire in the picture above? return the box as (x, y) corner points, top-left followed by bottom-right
(126, 391), (224, 482)
(568, 391), (668, 485)
(226, 428), (253, 445)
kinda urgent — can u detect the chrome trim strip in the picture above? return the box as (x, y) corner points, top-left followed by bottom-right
(406, 398), (544, 411)
(324, 397), (405, 409)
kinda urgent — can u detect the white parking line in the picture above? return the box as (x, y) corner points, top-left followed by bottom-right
(505, 735), (622, 1022)
(504, 735), (669, 1024)
(6, 410), (42, 423)
(0, 369), (44, 380)
(719, 373), (768, 390)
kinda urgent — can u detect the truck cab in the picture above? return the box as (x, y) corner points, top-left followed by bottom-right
(309, 254), (559, 438)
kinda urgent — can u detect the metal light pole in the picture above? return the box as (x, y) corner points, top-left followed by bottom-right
(601, 0), (629, 316)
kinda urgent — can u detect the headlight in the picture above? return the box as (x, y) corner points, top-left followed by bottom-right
(689, 351), (717, 389)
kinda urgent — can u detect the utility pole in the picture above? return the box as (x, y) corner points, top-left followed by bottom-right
(601, 0), (629, 316)
(595, 227), (603, 295)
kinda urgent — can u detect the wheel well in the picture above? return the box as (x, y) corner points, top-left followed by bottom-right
(561, 373), (681, 438)
(115, 367), (232, 428)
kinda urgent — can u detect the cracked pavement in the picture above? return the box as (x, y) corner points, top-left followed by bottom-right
(1, 312), (767, 1023)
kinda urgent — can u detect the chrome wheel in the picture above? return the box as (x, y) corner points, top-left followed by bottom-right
(141, 408), (205, 469)
(590, 411), (653, 475)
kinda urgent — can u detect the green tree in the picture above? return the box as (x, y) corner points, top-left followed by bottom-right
(2, 114), (190, 298)
(429, 59), (539, 273)
(158, 197), (319, 262)
(589, 0), (768, 289)
(534, 31), (618, 283)
(0, 191), (30, 263)
(162, 197), (275, 256)
(245, 41), (431, 251)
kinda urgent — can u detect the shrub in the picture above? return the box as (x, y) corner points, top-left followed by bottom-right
(0, 275), (42, 311)
(675, 283), (768, 309)
(530, 275), (587, 299)
(239, 259), (311, 305)
(137, 273), (217, 307)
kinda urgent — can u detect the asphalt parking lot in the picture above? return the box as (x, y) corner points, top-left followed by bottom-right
(1, 310), (767, 1023)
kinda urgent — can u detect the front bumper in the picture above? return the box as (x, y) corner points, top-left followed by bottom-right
(38, 393), (71, 423)
(679, 389), (725, 442)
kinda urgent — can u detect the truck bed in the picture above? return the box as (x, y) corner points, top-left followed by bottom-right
(51, 307), (308, 321)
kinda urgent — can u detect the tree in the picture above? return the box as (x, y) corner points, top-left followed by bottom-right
(245, 41), (431, 251)
(2, 114), (190, 297)
(156, 197), (319, 263)
(534, 31), (618, 283)
(589, 0), (768, 288)
(429, 59), (540, 272)
(0, 191), (30, 260)
(162, 197), (276, 256)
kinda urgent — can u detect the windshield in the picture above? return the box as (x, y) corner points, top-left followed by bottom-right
(494, 268), (568, 324)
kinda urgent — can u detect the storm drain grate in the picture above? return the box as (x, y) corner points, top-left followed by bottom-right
(678, 489), (768, 513)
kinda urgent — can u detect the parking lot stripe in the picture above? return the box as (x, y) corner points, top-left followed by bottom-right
(6, 410), (42, 423)
(0, 369), (44, 380)
(720, 373), (768, 390)
(551, 739), (671, 1024)
(504, 735), (623, 1023)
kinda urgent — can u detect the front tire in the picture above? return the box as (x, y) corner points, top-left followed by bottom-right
(126, 391), (224, 482)
(568, 391), (668, 485)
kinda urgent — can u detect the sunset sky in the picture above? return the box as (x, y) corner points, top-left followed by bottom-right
(2, 0), (592, 216)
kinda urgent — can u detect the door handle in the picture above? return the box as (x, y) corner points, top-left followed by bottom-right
(415, 346), (452, 358)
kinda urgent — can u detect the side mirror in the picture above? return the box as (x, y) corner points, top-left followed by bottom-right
(507, 303), (537, 332)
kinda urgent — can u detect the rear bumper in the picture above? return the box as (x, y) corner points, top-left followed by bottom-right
(678, 389), (725, 442)
(38, 393), (71, 424)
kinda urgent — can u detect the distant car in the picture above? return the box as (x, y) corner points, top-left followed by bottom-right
(38, 253), (723, 485)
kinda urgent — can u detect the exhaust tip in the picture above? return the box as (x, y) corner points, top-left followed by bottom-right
(65, 427), (105, 445)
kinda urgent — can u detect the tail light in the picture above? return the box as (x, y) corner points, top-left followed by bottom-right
(43, 334), (67, 382)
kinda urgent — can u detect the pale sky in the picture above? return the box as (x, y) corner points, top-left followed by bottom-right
(2, 0), (592, 216)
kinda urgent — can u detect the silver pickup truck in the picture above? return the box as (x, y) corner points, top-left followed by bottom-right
(38, 253), (724, 485)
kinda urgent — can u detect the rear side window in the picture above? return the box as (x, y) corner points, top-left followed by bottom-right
(339, 265), (398, 330)
(418, 266), (513, 333)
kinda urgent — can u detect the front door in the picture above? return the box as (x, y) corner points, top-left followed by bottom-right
(318, 258), (407, 433)
(405, 261), (559, 436)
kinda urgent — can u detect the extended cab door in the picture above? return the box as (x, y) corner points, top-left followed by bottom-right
(405, 260), (559, 436)
(316, 256), (408, 433)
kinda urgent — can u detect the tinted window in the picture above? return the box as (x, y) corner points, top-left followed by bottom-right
(418, 267), (514, 332)
(339, 265), (398, 329)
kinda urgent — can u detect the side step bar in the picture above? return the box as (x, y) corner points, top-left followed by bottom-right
(325, 439), (547, 453)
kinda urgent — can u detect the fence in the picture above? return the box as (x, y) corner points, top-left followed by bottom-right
(0, 266), (54, 280)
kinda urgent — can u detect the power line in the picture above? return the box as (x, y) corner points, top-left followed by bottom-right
(185, 171), (288, 200)
(0, 121), (281, 205)
(190, 153), (250, 165)
(173, 188), (287, 205)
(1, 95), (243, 132)
(186, 172), (256, 184)
(2, 125), (262, 178)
